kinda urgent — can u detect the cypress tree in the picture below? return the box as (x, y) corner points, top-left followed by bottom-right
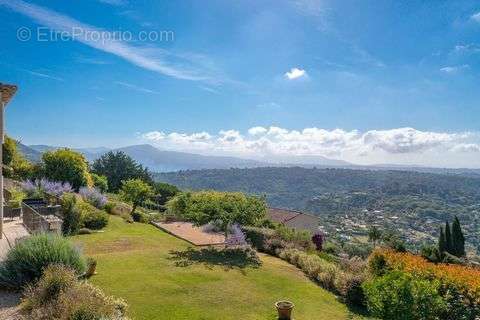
(445, 221), (453, 254)
(452, 216), (466, 257)
(438, 227), (446, 255)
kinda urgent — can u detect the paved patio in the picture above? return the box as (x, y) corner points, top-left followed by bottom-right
(152, 221), (225, 246)
(0, 218), (29, 261)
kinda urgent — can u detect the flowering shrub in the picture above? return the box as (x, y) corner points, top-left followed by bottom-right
(79, 187), (107, 209)
(225, 224), (247, 247)
(367, 249), (480, 319)
(312, 232), (324, 251)
(21, 179), (72, 198)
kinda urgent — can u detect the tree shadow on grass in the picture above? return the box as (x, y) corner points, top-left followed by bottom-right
(169, 246), (262, 273)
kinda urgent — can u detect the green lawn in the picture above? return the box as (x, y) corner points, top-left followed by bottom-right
(74, 216), (368, 320)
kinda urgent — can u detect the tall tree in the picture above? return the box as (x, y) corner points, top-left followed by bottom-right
(92, 151), (153, 191)
(368, 226), (382, 248)
(438, 226), (446, 255)
(451, 216), (466, 257)
(445, 221), (453, 254)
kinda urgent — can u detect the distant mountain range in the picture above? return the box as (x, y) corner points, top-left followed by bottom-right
(16, 142), (480, 176)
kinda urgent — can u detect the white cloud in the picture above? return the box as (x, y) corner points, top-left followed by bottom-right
(454, 44), (480, 54)
(1, 0), (210, 81)
(248, 127), (268, 136)
(284, 68), (307, 80)
(141, 126), (480, 167)
(471, 12), (480, 23)
(440, 65), (469, 74)
(115, 81), (159, 94)
(24, 69), (64, 81)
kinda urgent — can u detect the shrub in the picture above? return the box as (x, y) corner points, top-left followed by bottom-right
(103, 201), (115, 214)
(42, 149), (92, 190)
(311, 233), (324, 251)
(336, 272), (366, 307)
(131, 210), (152, 223)
(243, 226), (275, 252)
(91, 173), (108, 193)
(363, 271), (446, 320)
(21, 265), (128, 320)
(0, 234), (86, 289)
(77, 201), (109, 230)
(323, 242), (341, 255)
(274, 225), (314, 251)
(78, 187), (107, 209)
(368, 250), (389, 276)
(316, 263), (340, 291)
(61, 193), (82, 236)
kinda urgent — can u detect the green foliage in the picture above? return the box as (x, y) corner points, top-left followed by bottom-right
(21, 264), (128, 320)
(420, 244), (442, 263)
(368, 226), (382, 247)
(368, 251), (389, 276)
(7, 187), (26, 208)
(242, 226), (275, 252)
(61, 193), (82, 236)
(2, 135), (36, 180)
(42, 149), (92, 190)
(2, 135), (17, 166)
(91, 173), (108, 193)
(363, 271), (446, 320)
(120, 178), (154, 215)
(153, 182), (180, 206)
(78, 201), (109, 230)
(451, 216), (465, 257)
(445, 221), (453, 254)
(156, 167), (480, 249)
(92, 151), (152, 191)
(0, 234), (86, 289)
(167, 191), (267, 235)
(438, 227), (447, 257)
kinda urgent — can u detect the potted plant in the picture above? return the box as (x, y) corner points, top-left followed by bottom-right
(275, 300), (294, 320)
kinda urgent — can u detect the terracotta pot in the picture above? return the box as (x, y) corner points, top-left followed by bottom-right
(275, 300), (294, 320)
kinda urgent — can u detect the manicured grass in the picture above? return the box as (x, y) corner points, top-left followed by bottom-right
(74, 216), (368, 319)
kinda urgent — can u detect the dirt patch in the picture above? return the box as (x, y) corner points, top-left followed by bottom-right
(152, 221), (225, 246)
(0, 290), (22, 320)
(86, 238), (135, 254)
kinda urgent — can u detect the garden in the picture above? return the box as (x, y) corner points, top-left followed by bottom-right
(2, 140), (480, 320)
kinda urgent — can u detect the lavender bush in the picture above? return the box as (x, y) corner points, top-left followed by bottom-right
(225, 224), (247, 247)
(79, 187), (107, 209)
(21, 179), (73, 198)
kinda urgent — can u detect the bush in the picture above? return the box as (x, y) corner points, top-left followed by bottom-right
(61, 193), (81, 236)
(21, 265), (128, 320)
(363, 271), (446, 320)
(131, 211), (152, 223)
(0, 234), (86, 289)
(243, 226), (275, 252)
(79, 187), (107, 209)
(77, 201), (109, 230)
(103, 201), (115, 214)
(368, 250), (389, 276)
(42, 149), (92, 190)
(91, 173), (108, 193)
(316, 263), (340, 291)
(336, 272), (366, 307)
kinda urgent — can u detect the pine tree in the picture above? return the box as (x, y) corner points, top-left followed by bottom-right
(438, 227), (446, 255)
(451, 216), (466, 257)
(445, 221), (453, 254)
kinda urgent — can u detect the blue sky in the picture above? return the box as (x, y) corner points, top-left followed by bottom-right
(1, 0), (479, 167)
